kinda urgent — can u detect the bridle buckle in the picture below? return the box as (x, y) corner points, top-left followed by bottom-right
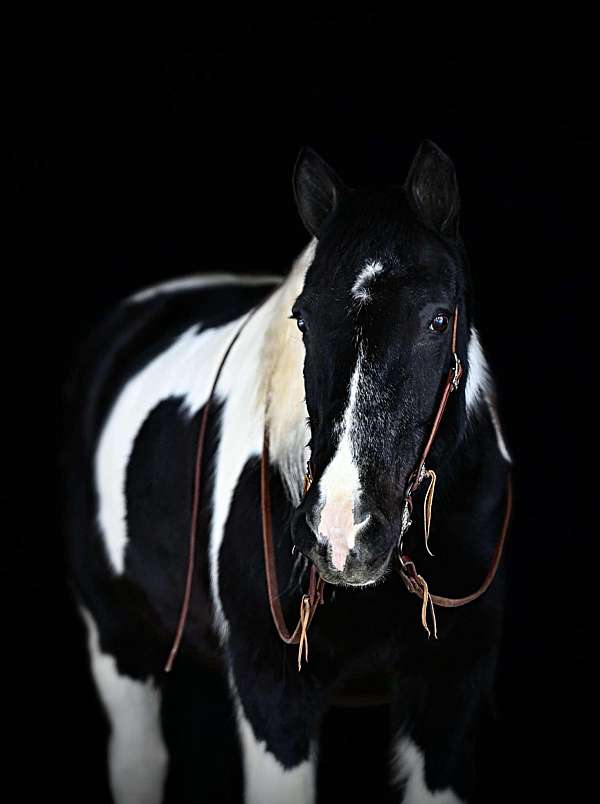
(397, 495), (414, 564)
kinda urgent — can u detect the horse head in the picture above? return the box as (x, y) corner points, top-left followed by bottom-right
(290, 141), (471, 586)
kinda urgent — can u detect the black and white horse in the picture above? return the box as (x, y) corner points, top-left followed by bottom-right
(65, 141), (512, 803)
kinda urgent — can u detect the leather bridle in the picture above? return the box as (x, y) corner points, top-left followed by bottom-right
(165, 300), (512, 673)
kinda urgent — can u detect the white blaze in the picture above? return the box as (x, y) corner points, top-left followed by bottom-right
(315, 348), (368, 571)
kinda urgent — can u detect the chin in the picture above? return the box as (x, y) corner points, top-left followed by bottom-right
(313, 560), (390, 588)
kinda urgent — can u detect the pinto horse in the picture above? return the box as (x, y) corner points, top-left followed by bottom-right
(65, 141), (512, 803)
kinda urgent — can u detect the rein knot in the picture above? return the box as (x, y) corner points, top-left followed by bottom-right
(399, 558), (438, 639)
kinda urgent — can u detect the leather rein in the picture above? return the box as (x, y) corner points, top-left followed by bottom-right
(165, 302), (512, 673)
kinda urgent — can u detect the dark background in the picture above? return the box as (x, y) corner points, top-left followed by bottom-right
(11, 19), (591, 802)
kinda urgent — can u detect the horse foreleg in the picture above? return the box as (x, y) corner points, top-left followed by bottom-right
(79, 605), (168, 804)
(228, 666), (319, 804)
(390, 649), (498, 804)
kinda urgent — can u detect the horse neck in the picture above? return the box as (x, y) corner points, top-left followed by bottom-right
(435, 377), (512, 523)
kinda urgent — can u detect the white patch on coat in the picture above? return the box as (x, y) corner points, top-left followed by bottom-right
(465, 327), (512, 463)
(127, 272), (283, 304)
(314, 346), (369, 571)
(79, 605), (168, 804)
(465, 327), (491, 414)
(95, 317), (249, 574)
(351, 259), (384, 305)
(391, 736), (464, 804)
(230, 675), (316, 804)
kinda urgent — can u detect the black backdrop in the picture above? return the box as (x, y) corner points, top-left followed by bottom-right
(11, 20), (591, 802)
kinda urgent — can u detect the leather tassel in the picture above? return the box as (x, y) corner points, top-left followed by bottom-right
(423, 469), (437, 557)
(297, 595), (312, 671)
(416, 572), (438, 640)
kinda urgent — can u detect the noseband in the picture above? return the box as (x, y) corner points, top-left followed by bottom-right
(165, 301), (512, 673)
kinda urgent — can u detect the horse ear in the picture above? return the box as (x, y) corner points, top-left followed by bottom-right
(293, 146), (346, 238)
(405, 140), (460, 239)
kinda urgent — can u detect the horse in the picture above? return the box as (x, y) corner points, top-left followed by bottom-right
(64, 140), (512, 803)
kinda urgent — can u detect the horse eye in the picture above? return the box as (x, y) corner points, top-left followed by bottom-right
(430, 314), (449, 333)
(296, 317), (307, 333)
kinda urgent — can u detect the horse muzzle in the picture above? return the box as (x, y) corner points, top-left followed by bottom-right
(292, 503), (395, 586)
